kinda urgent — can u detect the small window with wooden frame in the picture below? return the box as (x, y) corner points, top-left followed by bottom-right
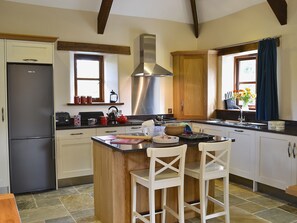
(74, 54), (104, 102)
(234, 54), (257, 109)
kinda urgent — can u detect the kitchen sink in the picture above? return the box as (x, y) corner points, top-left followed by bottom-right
(206, 119), (267, 129)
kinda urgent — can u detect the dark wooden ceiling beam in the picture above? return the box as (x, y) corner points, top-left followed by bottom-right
(97, 0), (113, 34)
(57, 41), (130, 55)
(190, 0), (199, 38)
(267, 0), (287, 25)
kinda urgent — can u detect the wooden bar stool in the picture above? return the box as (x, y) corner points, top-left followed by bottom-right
(184, 140), (231, 223)
(130, 144), (187, 223)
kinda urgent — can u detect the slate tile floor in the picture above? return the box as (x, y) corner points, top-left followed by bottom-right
(15, 181), (297, 223)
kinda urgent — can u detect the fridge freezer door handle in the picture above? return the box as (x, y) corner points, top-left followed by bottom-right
(51, 138), (55, 160)
(2, 107), (4, 122)
(51, 115), (55, 137)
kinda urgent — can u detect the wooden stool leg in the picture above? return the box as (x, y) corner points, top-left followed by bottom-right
(131, 176), (137, 223)
(161, 188), (167, 223)
(149, 188), (156, 223)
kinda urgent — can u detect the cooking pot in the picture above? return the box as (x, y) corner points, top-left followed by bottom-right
(116, 114), (128, 124)
(107, 106), (118, 124)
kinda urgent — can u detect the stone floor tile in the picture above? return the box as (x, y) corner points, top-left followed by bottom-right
(70, 208), (94, 221)
(19, 206), (69, 223)
(45, 216), (75, 223)
(16, 199), (37, 211)
(278, 203), (297, 215)
(236, 201), (268, 214)
(33, 187), (78, 200)
(248, 195), (285, 208)
(216, 194), (247, 206)
(76, 216), (101, 223)
(35, 198), (62, 208)
(256, 208), (297, 223)
(60, 194), (94, 212)
(75, 183), (94, 194)
(15, 194), (35, 202)
(224, 206), (269, 223)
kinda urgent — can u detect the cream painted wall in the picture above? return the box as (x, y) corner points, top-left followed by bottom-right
(1, 1), (297, 120)
(0, 1), (197, 116)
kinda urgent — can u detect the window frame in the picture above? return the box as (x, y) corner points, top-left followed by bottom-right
(234, 53), (257, 110)
(74, 54), (104, 102)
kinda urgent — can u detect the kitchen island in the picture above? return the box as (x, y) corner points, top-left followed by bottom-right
(92, 134), (227, 223)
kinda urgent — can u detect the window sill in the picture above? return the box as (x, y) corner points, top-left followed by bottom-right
(67, 102), (124, 106)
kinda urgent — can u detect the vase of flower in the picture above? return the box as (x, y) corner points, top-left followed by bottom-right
(233, 88), (256, 110)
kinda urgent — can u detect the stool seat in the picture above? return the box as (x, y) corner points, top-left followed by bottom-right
(130, 144), (187, 223)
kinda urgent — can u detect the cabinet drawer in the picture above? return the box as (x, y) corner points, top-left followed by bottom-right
(97, 127), (126, 135)
(56, 129), (96, 139)
(126, 125), (142, 133)
(6, 40), (53, 64)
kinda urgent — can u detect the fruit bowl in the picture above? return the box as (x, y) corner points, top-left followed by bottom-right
(164, 124), (185, 136)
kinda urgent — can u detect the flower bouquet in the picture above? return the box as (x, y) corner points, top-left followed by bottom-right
(233, 88), (256, 110)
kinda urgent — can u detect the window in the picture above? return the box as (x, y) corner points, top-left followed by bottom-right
(74, 54), (104, 102)
(234, 54), (257, 108)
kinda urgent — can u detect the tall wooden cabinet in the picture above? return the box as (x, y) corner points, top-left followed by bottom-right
(0, 40), (9, 193)
(171, 51), (217, 119)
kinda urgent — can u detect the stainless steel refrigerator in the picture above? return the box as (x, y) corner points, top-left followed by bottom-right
(7, 63), (56, 194)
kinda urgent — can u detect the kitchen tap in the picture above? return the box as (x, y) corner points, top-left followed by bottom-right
(235, 105), (245, 123)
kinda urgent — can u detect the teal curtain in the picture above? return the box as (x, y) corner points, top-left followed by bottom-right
(256, 38), (279, 121)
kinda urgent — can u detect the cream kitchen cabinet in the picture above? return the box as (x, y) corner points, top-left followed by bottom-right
(6, 40), (53, 64)
(255, 132), (297, 190)
(0, 39), (9, 193)
(97, 126), (126, 135)
(56, 129), (96, 179)
(191, 123), (226, 137)
(125, 125), (143, 133)
(226, 128), (256, 180)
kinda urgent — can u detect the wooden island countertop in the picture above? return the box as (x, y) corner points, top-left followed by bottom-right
(92, 134), (229, 223)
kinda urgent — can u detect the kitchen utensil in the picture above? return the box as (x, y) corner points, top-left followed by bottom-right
(107, 106), (119, 124)
(88, 118), (97, 126)
(164, 124), (185, 136)
(100, 116), (108, 125)
(87, 96), (92, 104)
(110, 90), (118, 103)
(116, 114), (128, 124)
(152, 135), (179, 144)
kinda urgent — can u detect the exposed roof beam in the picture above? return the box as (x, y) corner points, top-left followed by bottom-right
(267, 0), (287, 25)
(190, 0), (199, 38)
(97, 0), (113, 34)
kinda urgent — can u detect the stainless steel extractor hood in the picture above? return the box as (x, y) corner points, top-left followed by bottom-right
(131, 34), (173, 77)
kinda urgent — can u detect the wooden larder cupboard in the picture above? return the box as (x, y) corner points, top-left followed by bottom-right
(171, 51), (217, 120)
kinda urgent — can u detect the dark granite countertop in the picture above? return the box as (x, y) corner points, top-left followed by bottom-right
(91, 134), (231, 153)
(56, 120), (143, 130)
(191, 120), (297, 137)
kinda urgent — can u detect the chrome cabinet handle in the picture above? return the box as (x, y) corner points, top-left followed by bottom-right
(181, 100), (184, 112)
(1, 107), (4, 122)
(234, 129), (244, 132)
(288, 142), (292, 158)
(23, 59), (38, 62)
(293, 143), (296, 159)
(70, 133), (83, 135)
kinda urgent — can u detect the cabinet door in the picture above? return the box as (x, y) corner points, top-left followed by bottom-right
(191, 123), (226, 137)
(126, 125), (143, 133)
(97, 127), (126, 135)
(227, 128), (255, 180)
(255, 132), (294, 190)
(56, 129), (96, 179)
(173, 54), (206, 119)
(6, 40), (53, 64)
(0, 40), (9, 193)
